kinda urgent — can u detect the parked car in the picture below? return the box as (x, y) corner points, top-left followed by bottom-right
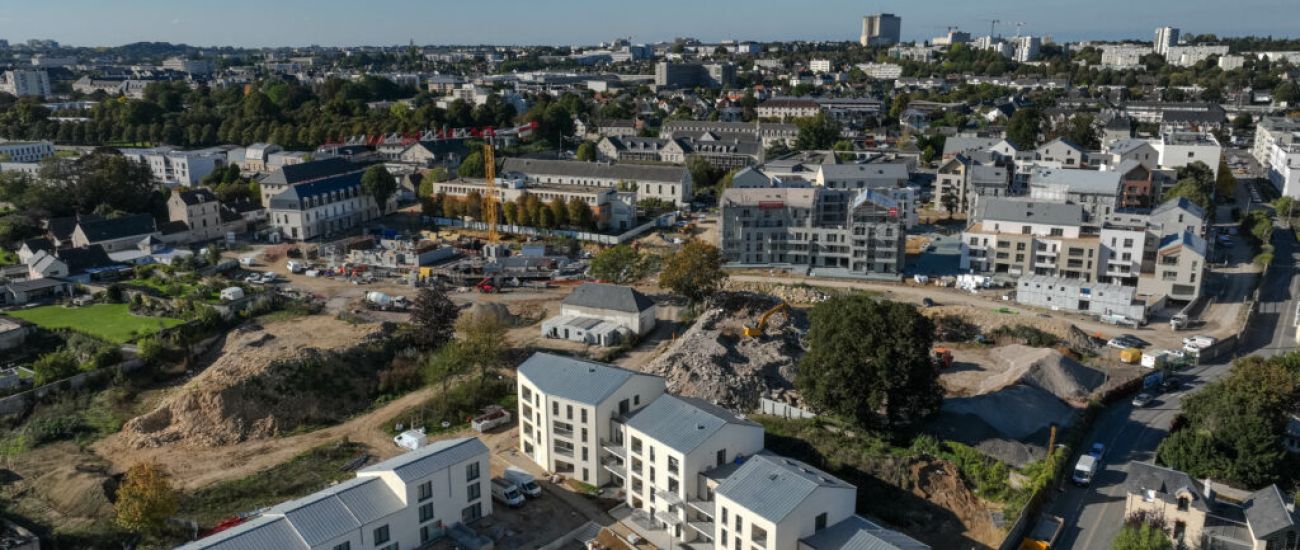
(491, 478), (525, 508)
(1108, 334), (1148, 349)
(1132, 393), (1154, 407)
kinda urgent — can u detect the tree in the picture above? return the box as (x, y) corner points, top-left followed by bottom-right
(1006, 107), (1043, 148)
(832, 140), (855, 161)
(115, 462), (178, 535)
(794, 113), (842, 150)
(410, 287), (459, 349)
(1063, 114), (1100, 150)
(454, 307), (509, 387)
(361, 164), (397, 214)
(1163, 179), (1212, 211)
(1215, 159), (1237, 199)
(576, 141), (596, 162)
(658, 241), (727, 304)
(32, 350), (79, 385)
(940, 192), (959, 219)
(567, 196), (594, 229)
(458, 149), (486, 178)
(1232, 113), (1254, 132)
(547, 198), (569, 227)
(1112, 517), (1173, 550)
(686, 155), (725, 191)
(590, 245), (644, 284)
(796, 295), (942, 436)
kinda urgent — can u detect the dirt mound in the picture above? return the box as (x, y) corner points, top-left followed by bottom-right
(908, 460), (1004, 546)
(639, 292), (806, 410)
(32, 465), (114, 520)
(465, 302), (517, 325)
(980, 345), (1106, 404)
(120, 317), (382, 449)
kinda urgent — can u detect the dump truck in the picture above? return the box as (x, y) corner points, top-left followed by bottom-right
(932, 347), (954, 369)
(471, 405), (511, 432)
(1019, 515), (1064, 550)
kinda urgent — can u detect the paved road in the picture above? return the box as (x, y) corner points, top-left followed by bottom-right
(1052, 227), (1299, 549)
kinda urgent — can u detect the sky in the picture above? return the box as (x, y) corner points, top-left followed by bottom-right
(3, 0), (1299, 48)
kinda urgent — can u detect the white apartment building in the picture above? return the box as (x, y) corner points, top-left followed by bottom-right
(621, 394), (764, 544)
(500, 157), (692, 206)
(1100, 45), (1151, 69)
(1013, 36), (1042, 62)
(856, 63), (903, 80)
(268, 171), (395, 241)
(809, 59), (833, 73)
(1154, 27), (1180, 56)
(178, 437), (493, 549)
(0, 141), (53, 163)
(713, 453), (857, 550)
(0, 70), (51, 97)
(517, 353), (666, 488)
(119, 147), (226, 187)
(1154, 132), (1222, 177)
(1166, 45), (1229, 67)
(1254, 117), (1300, 197)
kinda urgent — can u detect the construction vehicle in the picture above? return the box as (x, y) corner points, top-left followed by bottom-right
(475, 276), (497, 294)
(743, 302), (789, 338)
(1019, 514), (1063, 550)
(932, 347), (954, 369)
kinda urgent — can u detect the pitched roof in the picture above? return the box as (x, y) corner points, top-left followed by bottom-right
(1123, 462), (1209, 513)
(57, 245), (115, 273)
(47, 215), (99, 242)
(1029, 168), (1121, 196)
(716, 452), (852, 523)
(176, 188), (218, 205)
(1152, 196), (1206, 221)
(818, 163), (909, 183)
(501, 158), (687, 183)
(76, 214), (157, 243)
(358, 436), (488, 483)
(1243, 485), (1295, 539)
(175, 515), (308, 550)
(562, 283), (654, 313)
(978, 198), (1084, 227)
(516, 352), (661, 405)
(625, 394), (759, 454)
(18, 237), (52, 254)
(941, 136), (1004, 157)
(800, 515), (931, 550)
(261, 157), (357, 186)
(268, 171), (364, 210)
(1158, 231), (1207, 255)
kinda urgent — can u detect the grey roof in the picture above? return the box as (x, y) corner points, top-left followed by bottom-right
(970, 165), (1009, 184)
(1244, 485), (1295, 539)
(176, 515), (308, 550)
(624, 394), (759, 454)
(359, 436), (488, 483)
(268, 171), (364, 210)
(800, 515), (931, 550)
(978, 198), (1084, 227)
(3, 277), (70, 292)
(176, 188), (218, 206)
(501, 158), (686, 183)
(1029, 168), (1121, 196)
(563, 283), (655, 314)
(819, 163), (909, 183)
(261, 157), (357, 186)
(721, 186), (819, 209)
(1158, 231), (1207, 255)
(716, 452), (853, 523)
(76, 214), (157, 243)
(516, 352), (661, 405)
(1123, 462), (1209, 513)
(321, 477), (405, 524)
(942, 136), (1004, 157)
(1108, 138), (1154, 156)
(1152, 196), (1205, 221)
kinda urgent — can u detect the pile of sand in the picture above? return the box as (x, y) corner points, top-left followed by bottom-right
(978, 345), (1106, 405)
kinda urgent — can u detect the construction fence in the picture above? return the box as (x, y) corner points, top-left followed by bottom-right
(429, 213), (675, 245)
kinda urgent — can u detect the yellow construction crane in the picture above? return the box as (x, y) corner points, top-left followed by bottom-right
(744, 302), (789, 338)
(481, 141), (499, 244)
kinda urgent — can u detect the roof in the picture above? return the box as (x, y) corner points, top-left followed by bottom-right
(57, 245), (115, 273)
(268, 171), (364, 210)
(1152, 196), (1206, 221)
(562, 283), (655, 314)
(624, 394), (758, 454)
(76, 214), (157, 243)
(1244, 485), (1295, 539)
(3, 277), (70, 292)
(716, 452), (852, 523)
(1158, 231), (1207, 255)
(800, 515), (931, 550)
(175, 188), (218, 206)
(261, 157), (356, 186)
(18, 237), (51, 253)
(1029, 168), (1121, 196)
(1123, 462), (1209, 513)
(941, 136), (1004, 157)
(1038, 137), (1086, 153)
(978, 198), (1084, 227)
(46, 215), (91, 242)
(721, 186), (819, 209)
(516, 352), (661, 405)
(176, 515), (308, 550)
(818, 163), (909, 183)
(1108, 139), (1154, 156)
(501, 158), (687, 183)
(359, 436), (488, 483)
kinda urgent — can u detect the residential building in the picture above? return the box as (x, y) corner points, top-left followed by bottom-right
(596, 135), (762, 169)
(661, 120), (798, 149)
(1027, 168), (1122, 222)
(935, 155), (1012, 215)
(1154, 132), (1222, 177)
(1253, 117), (1300, 197)
(516, 353), (667, 488)
(71, 214), (160, 253)
(654, 62), (735, 89)
(1036, 137), (1089, 168)
(1218, 54), (1247, 70)
(621, 394), (764, 544)
(1100, 45), (1152, 69)
(816, 98), (884, 128)
(0, 141), (52, 163)
(856, 62), (903, 80)
(431, 177), (634, 231)
(964, 199), (1098, 280)
(0, 70), (50, 97)
(268, 170), (395, 241)
(815, 163), (918, 228)
(542, 283), (657, 346)
(1124, 462), (1299, 550)
(1154, 27), (1180, 56)
(860, 13), (902, 46)
(240, 142), (285, 174)
(500, 157), (691, 206)
(757, 98), (820, 121)
(714, 452), (852, 550)
(394, 140), (470, 170)
(118, 147), (226, 187)
(1013, 36), (1042, 62)
(1138, 231), (1206, 303)
(0, 278), (74, 307)
(1015, 275), (1147, 321)
(1166, 45), (1229, 67)
(258, 157), (363, 207)
(161, 57), (214, 75)
(167, 188), (244, 243)
(178, 437), (493, 550)
(808, 59), (833, 74)
(1122, 102), (1226, 131)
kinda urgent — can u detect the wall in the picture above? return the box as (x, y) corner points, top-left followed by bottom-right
(429, 213), (673, 245)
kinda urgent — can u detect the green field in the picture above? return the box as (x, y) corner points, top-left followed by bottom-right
(6, 304), (182, 343)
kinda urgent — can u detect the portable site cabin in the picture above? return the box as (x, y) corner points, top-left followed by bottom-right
(219, 287), (246, 301)
(393, 428), (427, 451)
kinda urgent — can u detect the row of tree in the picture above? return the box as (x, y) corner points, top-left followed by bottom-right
(431, 191), (598, 231)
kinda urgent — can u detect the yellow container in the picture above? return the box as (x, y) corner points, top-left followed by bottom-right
(1119, 348), (1142, 363)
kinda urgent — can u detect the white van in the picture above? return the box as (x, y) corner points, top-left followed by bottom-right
(503, 467), (542, 498)
(491, 478), (525, 508)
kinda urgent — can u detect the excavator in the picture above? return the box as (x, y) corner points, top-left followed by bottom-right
(743, 302), (789, 338)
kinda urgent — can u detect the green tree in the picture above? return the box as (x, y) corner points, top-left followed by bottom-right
(567, 196), (594, 229)
(796, 295), (942, 436)
(410, 287), (460, 349)
(576, 141), (596, 162)
(455, 307), (509, 387)
(32, 350), (79, 386)
(1216, 159), (1237, 199)
(794, 112), (842, 150)
(832, 140), (854, 161)
(1063, 114), (1100, 149)
(458, 149), (486, 178)
(115, 462), (178, 536)
(1112, 518), (1173, 550)
(1232, 113), (1254, 132)
(589, 245), (644, 284)
(940, 193), (959, 219)
(548, 198), (569, 227)
(361, 164), (397, 214)
(1162, 179), (1212, 211)
(687, 155), (725, 190)
(1006, 107), (1043, 148)
(658, 241), (727, 304)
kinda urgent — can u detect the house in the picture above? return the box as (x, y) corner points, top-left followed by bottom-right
(1138, 231), (1206, 303)
(15, 238), (53, 265)
(258, 157), (362, 207)
(517, 353), (666, 488)
(1036, 137), (1089, 168)
(542, 283), (656, 346)
(1027, 168), (1122, 223)
(712, 452), (856, 550)
(240, 143), (284, 173)
(1124, 462), (1300, 550)
(178, 437), (493, 550)
(0, 278), (73, 307)
(71, 214), (160, 253)
(268, 171), (395, 242)
(167, 188), (245, 243)
(396, 140), (469, 169)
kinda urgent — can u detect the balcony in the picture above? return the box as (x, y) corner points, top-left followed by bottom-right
(602, 457), (626, 479)
(654, 510), (682, 526)
(686, 498), (715, 518)
(601, 440), (626, 459)
(655, 489), (684, 506)
(554, 446), (575, 458)
(686, 520), (716, 535)
(552, 425), (574, 439)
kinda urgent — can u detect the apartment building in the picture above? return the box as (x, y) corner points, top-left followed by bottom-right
(757, 98), (820, 120)
(1138, 231), (1207, 302)
(720, 185), (906, 278)
(1027, 168), (1122, 223)
(268, 170), (395, 241)
(1155, 132), (1222, 177)
(258, 157), (362, 207)
(935, 154), (1012, 215)
(178, 437), (493, 550)
(660, 120), (798, 149)
(654, 62), (736, 89)
(1254, 117), (1300, 197)
(857, 62), (904, 80)
(1166, 45), (1229, 67)
(517, 353), (666, 488)
(500, 157), (692, 206)
(118, 147), (227, 187)
(1100, 45), (1151, 69)
(814, 162), (918, 228)
(621, 394), (764, 544)
(1036, 138), (1089, 168)
(964, 199), (1099, 280)
(1154, 27), (1180, 56)
(861, 13), (902, 46)
(0, 141), (53, 163)
(0, 70), (50, 97)
(596, 135), (762, 170)
(166, 188), (243, 244)
(1124, 462), (1299, 550)
(430, 177), (635, 231)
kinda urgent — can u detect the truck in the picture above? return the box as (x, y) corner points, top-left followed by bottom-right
(286, 260), (306, 274)
(1019, 514), (1064, 550)
(471, 405), (512, 432)
(503, 467), (542, 498)
(1072, 453), (1100, 486)
(364, 291), (409, 311)
(491, 477), (525, 508)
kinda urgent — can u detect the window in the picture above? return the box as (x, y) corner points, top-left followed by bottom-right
(420, 502), (435, 522)
(466, 462), (480, 482)
(418, 481), (432, 502)
(566, 404), (573, 419)
(468, 482), (481, 501)
(373, 525), (390, 544)
(1177, 496), (1189, 512)
(333, 544), (351, 550)
(717, 449), (727, 466)
(552, 401), (558, 415)
(815, 512), (828, 531)
(721, 507), (728, 524)
(1049, 228), (1063, 237)
(462, 502), (483, 523)
(735, 514), (743, 531)
(752, 524), (768, 545)
(581, 408), (588, 423)
(420, 524), (441, 543)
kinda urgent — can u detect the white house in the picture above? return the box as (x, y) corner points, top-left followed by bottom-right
(713, 452), (858, 550)
(541, 283), (657, 346)
(178, 437), (493, 550)
(517, 353), (666, 488)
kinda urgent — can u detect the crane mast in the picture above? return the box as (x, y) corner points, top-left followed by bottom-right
(482, 139), (499, 244)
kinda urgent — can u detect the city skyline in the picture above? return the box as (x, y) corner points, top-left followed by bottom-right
(3, 0), (1299, 49)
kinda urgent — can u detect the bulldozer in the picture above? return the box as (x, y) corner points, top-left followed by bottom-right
(743, 302), (789, 338)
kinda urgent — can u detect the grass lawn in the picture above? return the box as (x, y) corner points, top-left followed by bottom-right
(7, 304), (182, 344)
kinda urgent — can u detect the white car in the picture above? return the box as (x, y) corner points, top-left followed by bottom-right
(1165, 348), (1186, 360)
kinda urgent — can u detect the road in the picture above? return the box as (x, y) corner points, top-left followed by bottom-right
(1051, 226), (1299, 550)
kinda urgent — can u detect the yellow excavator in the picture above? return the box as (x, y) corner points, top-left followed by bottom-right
(744, 302), (789, 338)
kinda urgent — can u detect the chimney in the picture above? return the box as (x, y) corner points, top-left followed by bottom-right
(1203, 478), (1215, 503)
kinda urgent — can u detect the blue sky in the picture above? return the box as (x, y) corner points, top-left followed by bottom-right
(4, 0), (1298, 48)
